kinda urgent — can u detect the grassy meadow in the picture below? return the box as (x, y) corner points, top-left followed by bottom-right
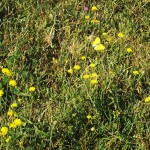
(0, 0), (150, 149)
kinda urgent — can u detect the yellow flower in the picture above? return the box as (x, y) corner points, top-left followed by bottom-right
(18, 98), (22, 102)
(0, 127), (8, 136)
(91, 19), (100, 23)
(0, 90), (4, 97)
(102, 32), (107, 36)
(86, 115), (92, 119)
(29, 86), (36, 92)
(89, 63), (96, 67)
(90, 79), (98, 84)
(133, 70), (139, 75)
(90, 127), (95, 131)
(10, 103), (18, 108)
(85, 15), (90, 19)
(73, 65), (81, 70)
(127, 48), (132, 53)
(1, 68), (13, 76)
(10, 118), (22, 128)
(67, 68), (73, 74)
(5, 136), (11, 143)
(81, 56), (86, 60)
(118, 32), (124, 38)
(7, 109), (14, 117)
(91, 6), (98, 11)
(144, 96), (150, 103)
(83, 74), (90, 79)
(91, 73), (98, 78)
(9, 80), (17, 86)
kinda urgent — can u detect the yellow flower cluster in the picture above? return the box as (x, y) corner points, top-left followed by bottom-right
(9, 79), (17, 86)
(0, 126), (8, 136)
(1, 68), (13, 76)
(144, 96), (150, 103)
(9, 118), (22, 128)
(29, 86), (36, 92)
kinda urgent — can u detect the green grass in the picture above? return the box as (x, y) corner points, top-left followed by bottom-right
(0, 0), (150, 149)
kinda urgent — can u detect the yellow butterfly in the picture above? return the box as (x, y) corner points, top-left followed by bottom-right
(92, 37), (105, 51)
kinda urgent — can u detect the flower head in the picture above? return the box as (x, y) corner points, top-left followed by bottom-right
(144, 96), (150, 103)
(0, 90), (4, 97)
(10, 118), (22, 128)
(9, 80), (17, 86)
(118, 32), (124, 38)
(85, 15), (90, 19)
(81, 56), (86, 60)
(86, 115), (92, 119)
(127, 48), (132, 53)
(10, 103), (18, 108)
(73, 65), (81, 70)
(91, 6), (98, 11)
(91, 73), (98, 78)
(89, 63), (96, 67)
(84, 6), (89, 11)
(83, 74), (90, 79)
(133, 70), (139, 75)
(90, 79), (98, 84)
(29, 86), (36, 92)
(1, 68), (13, 76)
(7, 109), (14, 117)
(0, 127), (8, 136)
(67, 68), (73, 74)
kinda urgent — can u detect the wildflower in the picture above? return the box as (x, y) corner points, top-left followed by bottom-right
(7, 109), (14, 117)
(133, 70), (139, 75)
(91, 6), (98, 11)
(85, 15), (90, 19)
(0, 127), (8, 136)
(86, 115), (92, 119)
(10, 103), (18, 108)
(118, 32), (124, 38)
(1, 68), (13, 76)
(67, 68), (73, 74)
(90, 79), (98, 84)
(18, 98), (22, 102)
(0, 90), (4, 97)
(84, 6), (89, 11)
(91, 19), (100, 23)
(73, 65), (81, 70)
(10, 118), (22, 128)
(29, 86), (36, 92)
(90, 127), (95, 131)
(89, 63), (96, 67)
(81, 56), (86, 60)
(102, 32), (107, 36)
(127, 48), (132, 53)
(144, 96), (150, 103)
(91, 73), (98, 78)
(9, 80), (17, 86)
(5, 136), (11, 143)
(83, 74), (90, 79)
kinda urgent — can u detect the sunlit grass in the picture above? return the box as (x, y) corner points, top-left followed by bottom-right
(0, 0), (150, 149)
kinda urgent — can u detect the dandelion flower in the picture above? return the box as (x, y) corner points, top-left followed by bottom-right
(144, 96), (150, 103)
(102, 32), (107, 36)
(29, 86), (36, 92)
(7, 109), (14, 117)
(5, 136), (11, 143)
(83, 74), (90, 79)
(85, 15), (90, 19)
(133, 70), (139, 75)
(118, 32), (124, 38)
(90, 79), (98, 84)
(0, 127), (8, 136)
(10, 103), (18, 108)
(127, 48), (132, 53)
(10, 118), (22, 128)
(91, 73), (98, 78)
(1, 68), (13, 76)
(89, 63), (96, 67)
(91, 19), (100, 23)
(81, 56), (86, 60)
(91, 6), (98, 11)
(9, 80), (17, 86)
(73, 65), (81, 70)
(0, 90), (4, 97)
(86, 115), (92, 119)
(67, 68), (73, 74)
